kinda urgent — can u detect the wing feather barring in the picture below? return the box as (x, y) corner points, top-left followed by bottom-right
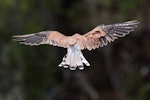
(13, 20), (139, 70)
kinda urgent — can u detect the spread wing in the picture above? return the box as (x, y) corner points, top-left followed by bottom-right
(13, 31), (71, 48)
(82, 20), (140, 50)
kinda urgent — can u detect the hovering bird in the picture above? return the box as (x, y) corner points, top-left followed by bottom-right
(13, 20), (139, 70)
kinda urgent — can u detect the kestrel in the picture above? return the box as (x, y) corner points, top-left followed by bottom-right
(13, 20), (139, 70)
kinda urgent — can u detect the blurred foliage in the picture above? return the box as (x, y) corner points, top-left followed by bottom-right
(0, 0), (149, 100)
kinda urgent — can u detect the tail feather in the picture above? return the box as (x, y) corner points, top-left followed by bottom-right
(80, 52), (90, 66)
(58, 45), (90, 70)
(58, 55), (67, 68)
(76, 51), (83, 68)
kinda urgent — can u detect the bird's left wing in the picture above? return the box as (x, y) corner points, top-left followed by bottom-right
(82, 20), (139, 50)
(13, 31), (71, 48)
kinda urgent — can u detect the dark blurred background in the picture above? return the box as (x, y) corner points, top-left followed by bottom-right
(0, 0), (150, 100)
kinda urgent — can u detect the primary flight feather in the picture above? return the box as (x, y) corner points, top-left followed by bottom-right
(13, 20), (139, 70)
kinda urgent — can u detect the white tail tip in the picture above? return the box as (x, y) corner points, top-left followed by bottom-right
(58, 46), (90, 70)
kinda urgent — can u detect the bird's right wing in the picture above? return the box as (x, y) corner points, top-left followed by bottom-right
(13, 31), (72, 48)
(82, 20), (139, 50)
(98, 20), (139, 45)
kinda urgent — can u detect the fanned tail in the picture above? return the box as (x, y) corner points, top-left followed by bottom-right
(58, 45), (90, 70)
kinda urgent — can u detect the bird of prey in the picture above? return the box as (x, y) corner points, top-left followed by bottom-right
(13, 20), (139, 70)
